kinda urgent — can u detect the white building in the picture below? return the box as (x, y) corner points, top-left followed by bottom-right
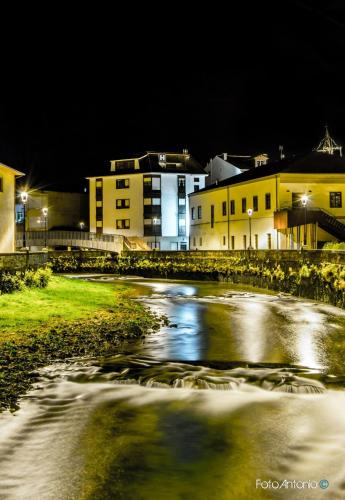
(87, 151), (207, 250)
(205, 153), (269, 185)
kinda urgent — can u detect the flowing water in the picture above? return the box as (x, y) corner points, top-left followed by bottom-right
(2, 277), (345, 499)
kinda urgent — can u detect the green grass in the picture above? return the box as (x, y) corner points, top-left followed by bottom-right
(0, 275), (164, 410)
(0, 276), (131, 337)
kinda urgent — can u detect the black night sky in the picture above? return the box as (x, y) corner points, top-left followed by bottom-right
(2, 1), (345, 191)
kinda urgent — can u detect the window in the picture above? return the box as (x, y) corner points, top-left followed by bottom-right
(253, 195), (258, 212)
(115, 160), (135, 171)
(197, 206), (202, 219)
(16, 210), (24, 223)
(144, 175), (161, 191)
(243, 235), (247, 249)
(230, 200), (235, 215)
(199, 237), (202, 246)
(96, 207), (103, 221)
(0, 177), (3, 192)
(255, 234), (258, 249)
(178, 198), (186, 205)
(222, 201), (227, 216)
(194, 185), (200, 192)
(191, 207), (195, 220)
(180, 243), (187, 251)
(222, 235), (226, 246)
(178, 176), (186, 189)
(330, 192), (342, 208)
(96, 178), (103, 201)
(116, 199), (130, 209)
(265, 193), (271, 210)
(116, 219), (130, 229)
(267, 233), (272, 249)
(211, 205), (214, 228)
(116, 179), (130, 189)
(193, 237), (196, 246)
(231, 235), (235, 250)
(242, 197), (247, 213)
(194, 178), (200, 182)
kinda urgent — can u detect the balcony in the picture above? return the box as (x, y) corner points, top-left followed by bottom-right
(274, 207), (345, 240)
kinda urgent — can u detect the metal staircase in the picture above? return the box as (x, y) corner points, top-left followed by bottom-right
(280, 207), (345, 241)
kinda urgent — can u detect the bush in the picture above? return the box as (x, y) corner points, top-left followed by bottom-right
(0, 267), (52, 295)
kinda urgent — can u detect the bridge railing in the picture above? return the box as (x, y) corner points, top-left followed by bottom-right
(16, 231), (124, 252)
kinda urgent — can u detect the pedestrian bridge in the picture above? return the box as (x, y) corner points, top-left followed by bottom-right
(16, 231), (125, 253)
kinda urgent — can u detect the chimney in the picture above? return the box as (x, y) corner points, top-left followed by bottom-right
(223, 153), (228, 161)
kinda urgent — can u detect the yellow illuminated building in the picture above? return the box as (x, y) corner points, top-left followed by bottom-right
(189, 150), (345, 250)
(0, 163), (25, 252)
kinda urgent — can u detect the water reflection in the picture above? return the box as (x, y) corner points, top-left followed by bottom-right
(139, 298), (205, 361)
(91, 276), (345, 373)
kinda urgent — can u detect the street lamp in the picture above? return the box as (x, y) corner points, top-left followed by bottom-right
(153, 217), (158, 250)
(20, 191), (28, 249)
(247, 208), (253, 249)
(301, 195), (308, 246)
(42, 207), (48, 249)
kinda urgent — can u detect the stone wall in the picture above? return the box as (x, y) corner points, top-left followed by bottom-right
(0, 252), (48, 271)
(124, 249), (345, 268)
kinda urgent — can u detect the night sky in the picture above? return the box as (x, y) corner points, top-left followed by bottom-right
(2, 1), (345, 191)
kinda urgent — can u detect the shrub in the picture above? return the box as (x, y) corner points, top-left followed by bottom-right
(0, 267), (52, 295)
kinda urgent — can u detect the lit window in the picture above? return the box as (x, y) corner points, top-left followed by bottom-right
(116, 219), (130, 229)
(330, 192), (342, 208)
(116, 199), (130, 209)
(116, 179), (130, 189)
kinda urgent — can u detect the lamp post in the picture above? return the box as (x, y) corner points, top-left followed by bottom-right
(153, 217), (158, 250)
(20, 191), (28, 249)
(247, 208), (253, 249)
(42, 207), (48, 249)
(301, 195), (308, 246)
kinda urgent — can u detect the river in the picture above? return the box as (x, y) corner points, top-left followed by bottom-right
(2, 277), (345, 499)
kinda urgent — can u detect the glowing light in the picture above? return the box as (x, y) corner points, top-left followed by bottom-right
(20, 191), (28, 204)
(301, 195), (308, 207)
(247, 208), (253, 217)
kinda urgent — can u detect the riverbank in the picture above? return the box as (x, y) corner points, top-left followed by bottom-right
(50, 253), (345, 308)
(0, 276), (164, 411)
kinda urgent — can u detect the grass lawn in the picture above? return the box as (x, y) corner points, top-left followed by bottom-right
(0, 274), (163, 410)
(0, 275), (132, 339)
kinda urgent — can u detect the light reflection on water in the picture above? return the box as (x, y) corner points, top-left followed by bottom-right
(2, 277), (345, 499)
(117, 277), (345, 372)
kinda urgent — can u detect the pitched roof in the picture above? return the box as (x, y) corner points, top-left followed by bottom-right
(87, 151), (206, 177)
(191, 151), (345, 195)
(0, 162), (25, 176)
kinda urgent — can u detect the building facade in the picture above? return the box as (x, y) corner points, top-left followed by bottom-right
(16, 189), (88, 232)
(88, 151), (207, 250)
(205, 153), (269, 186)
(190, 150), (345, 250)
(0, 162), (24, 252)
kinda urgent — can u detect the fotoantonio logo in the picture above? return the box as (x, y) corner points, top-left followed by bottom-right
(256, 479), (329, 490)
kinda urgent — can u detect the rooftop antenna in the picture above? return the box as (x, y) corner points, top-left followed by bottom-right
(316, 125), (342, 157)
